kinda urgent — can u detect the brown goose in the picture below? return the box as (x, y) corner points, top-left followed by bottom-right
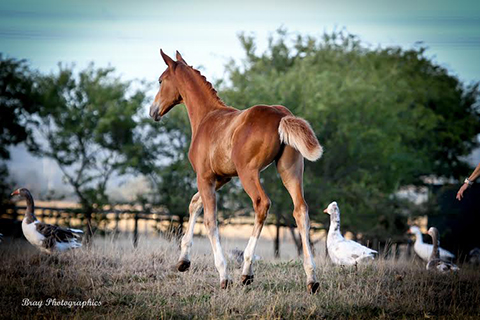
(469, 248), (480, 265)
(11, 188), (83, 253)
(426, 227), (459, 272)
(409, 226), (455, 261)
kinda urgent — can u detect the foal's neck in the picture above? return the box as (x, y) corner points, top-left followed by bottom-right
(183, 96), (224, 136)
(178, 67), (229, 136)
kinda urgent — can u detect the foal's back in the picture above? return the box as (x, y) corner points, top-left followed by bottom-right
(189, 104), (292, 177)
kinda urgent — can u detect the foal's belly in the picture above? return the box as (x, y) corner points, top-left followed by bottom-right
(210, 150), (275, 178)
(210, 150), (238, 177)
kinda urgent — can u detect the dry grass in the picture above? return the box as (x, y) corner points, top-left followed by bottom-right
(1, 237), (480, 320)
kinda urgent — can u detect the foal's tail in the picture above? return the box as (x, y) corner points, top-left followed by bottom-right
(278, 116), (323, 161)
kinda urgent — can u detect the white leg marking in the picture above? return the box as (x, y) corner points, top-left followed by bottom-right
(297, 210), (317, 284)
(207, 226), (229, 281)
(178, 193), (202, 263)
(242, 236), (259, 276)
(199, 179), (230, 284)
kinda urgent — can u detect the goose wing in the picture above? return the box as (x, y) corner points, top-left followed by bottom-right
(35, 222), (83, 250)
(415, 243), (433, 261)
(416, 243), (455, 261)
(329, 239), (377, 265)
(344, 240), (377, 258)
(439, 247), (455, 260)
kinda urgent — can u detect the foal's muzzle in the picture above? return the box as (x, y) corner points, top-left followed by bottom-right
(149, 103), (162, 122)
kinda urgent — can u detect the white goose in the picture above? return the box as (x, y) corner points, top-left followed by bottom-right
(408, 226), (455, 262)
(11, 188), (83, 253)
(324, 201), (377, 266)
(227, 248), (262, 266)
(426, 227), (459, 272)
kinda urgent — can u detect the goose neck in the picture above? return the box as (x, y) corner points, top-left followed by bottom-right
(23, 191), (36, 224)
(429, 231), (440, 261)
(414, 231), (424, 244)
(328, 214), (342, 238)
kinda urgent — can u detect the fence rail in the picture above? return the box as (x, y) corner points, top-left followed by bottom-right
(1, 204), (326, 248)
(0, 204), (410, 258)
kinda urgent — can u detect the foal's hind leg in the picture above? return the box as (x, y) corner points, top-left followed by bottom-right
(237, 168), (271, 285)
(177, 178), (231, 272)
(277, 146), (319, 294)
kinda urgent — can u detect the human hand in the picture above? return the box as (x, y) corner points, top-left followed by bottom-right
(456, 183), (469, 201)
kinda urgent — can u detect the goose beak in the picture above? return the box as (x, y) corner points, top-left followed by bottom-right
(323, 208), (328, 214)
(10, 190), (19, 196)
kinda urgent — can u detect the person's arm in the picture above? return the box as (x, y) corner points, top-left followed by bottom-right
(456, 162), (480, 201)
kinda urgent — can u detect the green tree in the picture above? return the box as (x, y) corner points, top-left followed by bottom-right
(134, 108), (197, 237)
(217, 30), (480, 238)
(26, 64), (148, 241)
(0, 55), (40, 205)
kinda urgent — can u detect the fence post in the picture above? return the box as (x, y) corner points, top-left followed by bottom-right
(274, 211), (280, 258)
(84, 211), (93, 246)
(114, 210), (120, 238)
(133, 212), (139, 248)
(12, 204), (18, 222)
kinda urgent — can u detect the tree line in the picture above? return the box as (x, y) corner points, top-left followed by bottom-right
(1, 30), (479, 245)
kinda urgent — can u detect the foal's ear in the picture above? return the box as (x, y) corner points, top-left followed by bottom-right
(176, 50), (187, 64)
(160, 49), (176, 69)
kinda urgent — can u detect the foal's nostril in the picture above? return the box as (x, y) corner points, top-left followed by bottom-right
(149, 104), (158, 119)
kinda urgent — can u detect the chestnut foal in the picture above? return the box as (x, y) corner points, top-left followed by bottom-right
(150, 50), (323, 293)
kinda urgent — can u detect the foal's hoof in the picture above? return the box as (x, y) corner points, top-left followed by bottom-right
(241, 275), (254, 286)
(220, 279), (232, 289)
(176, 260), (191, 272)
(307, 282), (320, 294)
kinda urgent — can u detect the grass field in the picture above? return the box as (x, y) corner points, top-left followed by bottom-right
(1, 236), (480, 320)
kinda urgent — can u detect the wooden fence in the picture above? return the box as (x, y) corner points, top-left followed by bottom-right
(1, 204), (326, 251)
(0, 204), (410, 258)
(3, 204), (192, 246)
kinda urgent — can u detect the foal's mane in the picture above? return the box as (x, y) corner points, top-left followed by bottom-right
(183, 63), (227, 107)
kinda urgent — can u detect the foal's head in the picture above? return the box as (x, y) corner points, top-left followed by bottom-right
(149, 50), (187, 121)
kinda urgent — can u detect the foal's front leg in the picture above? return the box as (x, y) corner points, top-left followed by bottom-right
(177, 192), (202, 272)
(198, 176), (231, 288)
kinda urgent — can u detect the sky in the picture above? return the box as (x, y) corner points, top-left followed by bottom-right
(2, 0), (480, 83)
(2, 0), (480, 198)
